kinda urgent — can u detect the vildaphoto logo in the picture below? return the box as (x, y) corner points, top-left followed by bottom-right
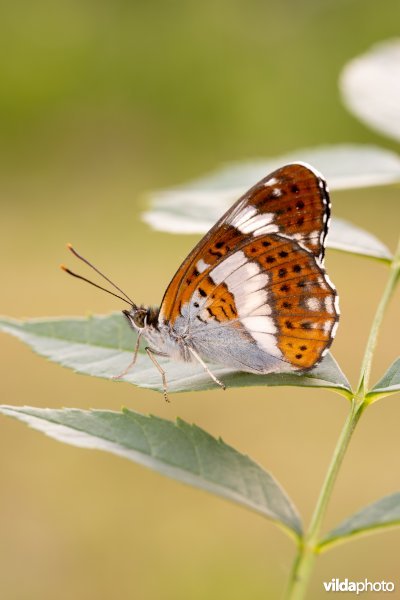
(323, 578), (395, 594)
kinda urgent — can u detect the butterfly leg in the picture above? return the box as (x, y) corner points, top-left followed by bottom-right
(112, 332), (142, 380)
(145, 347), (170, 403)
(187, 347), (226, 391)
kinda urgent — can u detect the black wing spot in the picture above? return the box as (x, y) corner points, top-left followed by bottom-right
(266, 256), (276, 263)
(293, 264), (302, 273)
(295, 353), (303, 359)
(220, 305), (228, 318)
(215, 241), (224, 249)
(282, 301), (291, 309)
(301, 322), (312, 330)
(285, 320), (294, 329)
(278, 268), (287, 277)
(300, 345), (307, 351)
(193, 302), (199, 308)
(280, 284), (290, 292)
(198, 288), (207, 297)
(291, 184), (299, 194)
(210, 250), (223, 258)
(296, 200), (305, 209)
(279, 250), (289, 258)
(262, 240), (271, 247)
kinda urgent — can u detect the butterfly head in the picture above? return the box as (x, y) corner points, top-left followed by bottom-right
(122, 306), (160, 331)
(123, 306), (147, 329)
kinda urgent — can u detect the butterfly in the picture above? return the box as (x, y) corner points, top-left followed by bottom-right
(62, 162), (339, 401)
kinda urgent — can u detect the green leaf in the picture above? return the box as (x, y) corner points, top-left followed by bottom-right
(341, 39), (400, 142)
(0, 405), (302, 538)
(366, 357), (400, 403)
(0, 314), (352, 397)
(319, 492), (400, 552)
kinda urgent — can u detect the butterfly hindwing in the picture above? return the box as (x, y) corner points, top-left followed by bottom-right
(172, 234), (338, 373)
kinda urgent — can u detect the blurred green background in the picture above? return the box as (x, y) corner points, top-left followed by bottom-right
(1, 1), (400, 598)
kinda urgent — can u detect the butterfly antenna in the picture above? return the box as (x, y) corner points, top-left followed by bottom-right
(62, 243), (136, 306)
(60, 265), (133, 306)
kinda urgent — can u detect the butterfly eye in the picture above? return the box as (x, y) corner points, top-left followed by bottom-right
(132, 310), (147, 328)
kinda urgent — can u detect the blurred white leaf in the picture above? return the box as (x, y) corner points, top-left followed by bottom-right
(142, 146), (395, 261)
(340, 39), (400, 142)
(143, 144), (400, 236)
(328, 217), (392, 262)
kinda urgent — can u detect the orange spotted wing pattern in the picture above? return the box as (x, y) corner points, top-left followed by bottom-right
(240, 235), (337, 370)
(233, 163), (330, 259)
(159, 162), (339, 373)
(179, 234), (337, 371)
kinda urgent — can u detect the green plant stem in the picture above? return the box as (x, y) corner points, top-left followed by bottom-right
(285, 399), (364, 600)
(358, 236), (400, 395)
(285, 235), (400, 600)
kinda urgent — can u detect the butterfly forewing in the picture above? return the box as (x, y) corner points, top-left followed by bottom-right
(226, 162), (330, 263)
(159, 163), (330, 326)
